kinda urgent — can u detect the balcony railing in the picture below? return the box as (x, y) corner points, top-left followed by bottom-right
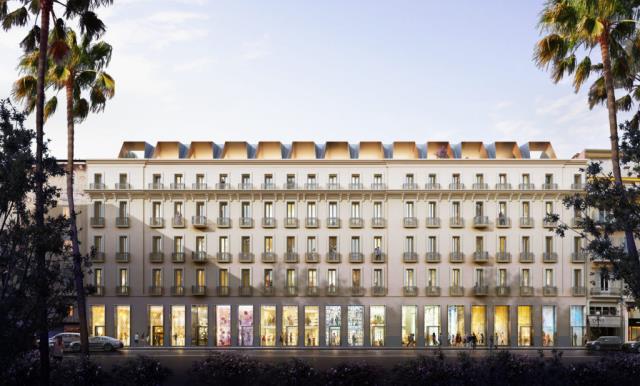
(520, 286), (534, 296)
(149, 286), (163, 296)
(403, 286), (418, 296)
(261, 252), (276, 263)
(115, 217), (130, 228)
(449, 286), (464, 296)
(403, 182), (420, 190)
(543, 252), (558, 263)
(449, 182), (465, 190)
(238, 182), (253, 190)
(351, 286), (365, 296)
(519, 183), (535, 190)
(171, 252), (185, 263)
(326, 217), (341, 228)
(326, 285), (339, 296)
(149, 252), (164, 263)
(572, 286), (587, 296)
(239, 252), (254, 263)
(239, 217), (254, 228)
(349, 183), (364, 190)
(473, 251), (489, 263)
(171, 286), (185, 296)
(543, 286), (558, 296)
(191, 285), (207, 296)
(116, 285), (130, 296)
(425, 182), (441, 190)
(148, 183), (164, 190)
(216, 217), (231, 228)
(89, 183), (106, 190)
(496, 285), (510, 297)
(262, 286), (275, 296)
(262, 217), (276, 228)
(349, 217), (364, 228)
(170, 183), (185, 190)
(495, 252), (511, 263)
(304, 182), (318, 190)
(305, 217), (319, 228)
(115, 252), (130, 263)
(472, 183), (488, 190)
(571, 252), (586, 263)
(216, 286), (230, 297)
(93, 285), (105, 296)
(571, 183), (585, 190)
(149, 217), (164, 228)
(519, 252), (534, 263)
(261, 182), (277, 190)
(473, 285), (489, 296)
(192, 251), (207, 263)
(403, 217), (418, 228)
(543, 219), (558, 228)
(371, 217), (386, 228)
(371, 183), (387, 190)
(496, 216), (511, 228)
(216, 182), (231, 190)
(284, 252), (299, 263)
(473, 216), (489, 227)
(192, 183), (207, 190)
(495, 183), (512, 190)
(284, 182), (298, 190)
(403, 252), (418, 263)
(326, 183), (341, 190)
(449, 252), (464, 263)
(286, 286), (299, 296)
(519, 217), (534, 228)
(284, 217), (299, 228)
(371, 252), (385, 263)
(90, 217), (105, 228)
(425, 286), (441, 296)
(115, 183), (131, 190)
(216, 252), (232, 263)
(589, 287), (622, 297)
(239, 286), (253, 296)
(349, 252), (364, 263)
(426, 252), (441, 263)
(172, 216), (185, 228)
(305, 252), (319, 263)
(449, 217), (464, 228)
(326, 252), (341, 263)
(91, 252), (105, 263)
(372, 286), (387, 296)
(542, 183), (558, 190)
(306, 286), (318, 297)
(191, 216), (207, 228)
(425, 217), (441, 228)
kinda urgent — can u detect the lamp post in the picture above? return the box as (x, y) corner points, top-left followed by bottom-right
(595, 310), (601, 338)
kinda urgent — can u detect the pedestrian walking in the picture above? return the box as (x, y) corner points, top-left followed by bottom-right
(134, 332), (139, 346)
(52, 336), (64, 362)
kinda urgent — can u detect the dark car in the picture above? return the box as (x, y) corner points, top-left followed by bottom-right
(622, 337), (640, 353)
(585, 336), (623, 351)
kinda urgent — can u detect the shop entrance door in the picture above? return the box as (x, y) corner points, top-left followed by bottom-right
(371, 326), (384, 346)
(328, 326), (340, 346)
(152, 326), (164, 346)
(426, 326), (440, 346)
(196, 326), (208, 346)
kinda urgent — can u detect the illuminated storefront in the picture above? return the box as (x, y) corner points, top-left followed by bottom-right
(282, 305), (298, 346)
(517, 306), (532, 346)
(348, 305), (364, 347)
(471, 305), (486, 345)
(629, 307), (640, 341)
(90, 305), (105, 337)
(424, 305), (441, 346)
(191, 305), (208, 346)
(542, 305), (556, 346)
(304, 306), (319, 346)
(401, 306), (417, 347)
(260, 305), (276, 346)
(326, 306), (341, 346)
(171, 305), (186, 346)
(238, 305), (254, 346)
(370, 305), (386, 346)
(494, 305), (509, 346)
(570, 305), (586, 346)
(115, 305), (130, 346)
(216, 305), (231, 346)
(448, 305), (464, 346)
(149, 305), (164, 346)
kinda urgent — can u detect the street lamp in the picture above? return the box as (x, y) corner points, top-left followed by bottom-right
(595, 310), (602, 338)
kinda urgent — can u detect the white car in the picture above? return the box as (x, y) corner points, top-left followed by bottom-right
(48, 333), (80, 351)
(70, 336), (124, 352)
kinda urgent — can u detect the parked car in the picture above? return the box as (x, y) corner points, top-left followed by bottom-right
(70, 336), (124, 352)
(585, 336), (623, 351)
(622, 337), (640, 353)
(48, 333), (80, 351)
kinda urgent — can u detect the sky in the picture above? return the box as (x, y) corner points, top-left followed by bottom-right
(0, 0), (614, 159)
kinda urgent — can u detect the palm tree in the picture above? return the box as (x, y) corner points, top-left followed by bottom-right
(534, 0), (640, 260)
(13, 28), (115, 357)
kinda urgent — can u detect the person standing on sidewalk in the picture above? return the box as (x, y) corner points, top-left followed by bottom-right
(51, 336), (64, 362)
(134, 332), (139, 346)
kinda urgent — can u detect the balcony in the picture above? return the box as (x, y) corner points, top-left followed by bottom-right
(261, 182), (277, 190)
(216, 286), (230, 297)
(449, 286), (464, 296)
(326, 285), (339, 296)
(326, 217), (341, 228)
(571, 252), (587, 263)
(472, 183), (488, 190)
(449, 217), (464, 228)
(172, 216), (185, 228)
(239, 217), (254, 228)
(148, 183), (164, 190)
(449, 182), (465, 190)
(403, 286), (418, 296)
(403, 217), (418, 228)
(425, 182), (441, 190)
(192, 216), (207, 228)
(115, 183), (131, 190)
(326, 183), (341, 190)
(238, 182), (253, 190)
(326, 252), (341, 263)
(543, 286), (558, 296)
(589, 287), (622, 297)
(371, 252), (385, 263)
(543, 252), (558, 263)
(403, 252), (418, 263)
(542, 183), (558, 190)
(519, 217), (534, 228)
(496, 286), (510, 297)
(115, 252), (130, 263)
(115, 286), (130, 296)
(351, 286), (365, 296)
(496, 216), (511, 228)
(192, 183), (207, 190)
(91, 252), (105, 263)
(216, 252), (232, 263)
(571, 217), (585, 228)
(191, 285), (207, 296)
(305, 217), (319, 228)
(149, 252), (164, 263)
(425, 286), (441, 296)
(304, 285), (320, 296)
(93, 286), (105, 296)
(495, 183), (512, 190)
(284, 182), (298, 190)
(520, 286), (534, 297)
(473, 251), (489, 263)
(572, 286), (586, 296)
(496, 252), (511, 263)
(239, 286), (253, 296)
(216, 182), (231, 190)
(425, 252), (441, 263)
(519, 183), (535, 190)
(284, 217), (299, 228)
(192, 251), (207, 263)
(473, 285), (489, 296)
(571, 183), (585, 190)
(261, 252), (277, 263)
(262, 286), (275, 296)
(349, 217), (364, 228)
(372, 286), (387, 296)
(371, 217), (386, 228)
(216, 217), (231, 228)
(262, 217), (276, 228)
(349, 183), (364, 190)
(425, 217), (441, 228)
(286, 286), (299, 296)
(114, 216), (130, 228)
(171, 286), (185, 296)
(170, 183), (185, 190)
(403, 182), (420, 190)
(90, 217), (105, 228)
(305, 252), (319, 263)
(519, 252), (534, 263)
(304, 182), (319, 190)
(473, 216), (489, 228)
(149, 286), (163, 296)
(171, 252), (185, 263)
(89, 183), (106, 190)
(349, 252), (364, 263)
(284, 252), (299, 263)
(149, 217), (164, 228)
(238, 252), (254, 263)
(449, 252), (464, 263)
(543, 219), (557, 228)
(369, 182), (387, 190)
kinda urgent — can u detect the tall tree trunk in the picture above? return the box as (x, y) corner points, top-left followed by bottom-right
(66, 78), (89, 356)
(35, 1), (52, 385)
(599, 31), (640, 266)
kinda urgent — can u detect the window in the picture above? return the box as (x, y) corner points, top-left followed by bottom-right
(264, 269), (274, 288)
(261, 305), (276, 346)
(304, 306), (320, 346)
(93, 201), (104, 218)
(498, 201), (507, 217)
(152, 174), (162, 186)
(471, 305), (486, 346)
(241, 236), (251, 253)
(328, 174), (338, 186)
(405, 236), (414, 253)
(119, 173), (128, 186)
(475, 236), (484, 252)
(402, 306), (418, 347)
(497, 269), (507, 286)
(93, 173), (103, 186)
(350, 202), (360, 217)
(522, 202), (530, 217)
(352, 269), (362, 287)
(191, 305), (208, 346)
(264, 202), (274, 218)
(94, 268), (103, 287)
(452, 202), (461, 218)
(174, 202), (183, 217)
(448, 305), (464, 346)
(428, 202), (437, 217)
(404, 268), (416, 286)
(427, 236), (437, 253)
(328, 202), (338, 218)
(351, 236), (360, 253)
(152, 268), (162, 287)
(307, 202), (317, 218)
(282, 306), (298, 346)
(173, 173), (183, 187)
(93, 235), (103, 254)
(452, 173), (460, 184)
(428, 174), (437, 185)
(545, 201), (554, 215)
(494, 305), (510, 346)
(373, 174), (383, 185)
(545, 236), (554, 254)
(264, 236), (273, 253)
(241, 202), (251, 218)
(219, 174), (227, 184)
(218, 202), (228, 217)
(425, 306), (441, 346)
(475, 268), (485, 287)
(543, 306), (556, 347)
(216, 305), (231, 346)
(148, 305), (163, 346)
(196, 236), (206, 253)
(328, 236), (338, 254)
(545, 173), (554, 184)
(218, 269), (229, 287)
(573, 269), (583, 287)
(286, 202), (296, 218)
(374, 236), (383, 254)
(570, 306), (586, 346)
(521, 236), (530, 253)
(370, 306), (386, 346)
(90, 305), (106, 337)
(307, 269), (317, 287)
(152, 236), (162, 253)
(522, 173), (530, 184)
(238, 305), (254, 346)
(173, 269), (183, 287)
(286, 237), (296, 253)
(498, 236), (507, 253)
(171, 305), (186, 346)
(326, 306), (341, 346)
(498, 173), (507, 184)
(195, 174), (205, 187)
(404, 201), (415, 217)
(544, 268), (554, 286)
(118, 268), (128, 286)
(287, 174), (296, 188)
(114, 201), (124, 218)
(241, 269), (251, 287)
(219, 236), (229, 253)
(115, 305), (130, 346)
(521, 269), (531, 286)
(351, 174), (360, 186)
(452, 236), (461, 253)
(373, 202), (383, 218)
(517, 306), (532, 347)
(287, 269), (297, 287)
(475, 202), (484, 217)
(196, 269), (206, 287)
(306, 174), (316, 185)
(373, 269), (384, 287)
(151, 202), (162, 219)
(427, 269), (438, 287)
(241, 174), (251, 185)
(264, 174), (273, 187)
(348, 306), (365, 347)
(451, 268), (461, 287)
(306, 237), (316, 253)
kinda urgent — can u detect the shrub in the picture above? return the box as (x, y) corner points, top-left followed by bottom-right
(111, 355), (171, 386)
(190, 352), (265, 386)
(50, 357), (110, 386)
(323, 362), (382, 386)
(262, 359), (319, 386)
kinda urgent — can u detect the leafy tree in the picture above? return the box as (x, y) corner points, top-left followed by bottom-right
(534, 0), (640, 266)
(13, 27), (115, 357)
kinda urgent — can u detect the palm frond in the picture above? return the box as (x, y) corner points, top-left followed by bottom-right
(78, 11), (105, 40)
(616, 94), (633, 111)
(44, 96), (58, 122)
(573, 56), (592, 92)
(588, 76), (607, 109)
(20, 24), (40, 52)
(73, 97), (89, 123)
(534, 34), (570, 68)
(1, 6), (28, 30)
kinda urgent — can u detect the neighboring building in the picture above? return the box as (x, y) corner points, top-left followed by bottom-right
(76, 140), (609, 348)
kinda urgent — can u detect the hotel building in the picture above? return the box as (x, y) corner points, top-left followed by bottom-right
(75, 140), (631, 348)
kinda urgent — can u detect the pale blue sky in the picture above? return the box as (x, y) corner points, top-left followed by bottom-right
(0, 0), (611, 158)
